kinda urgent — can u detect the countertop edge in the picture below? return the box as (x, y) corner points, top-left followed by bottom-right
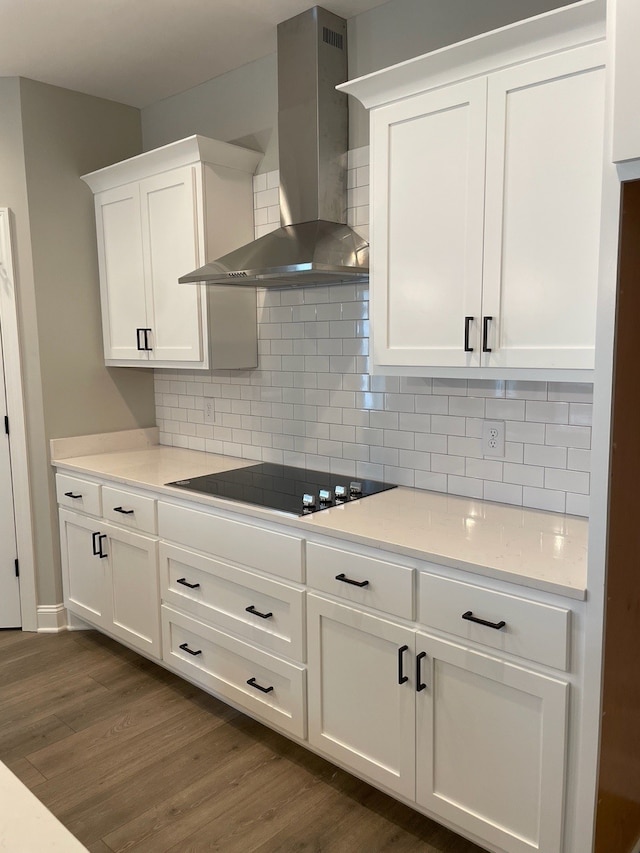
(52, 450), (588, 602)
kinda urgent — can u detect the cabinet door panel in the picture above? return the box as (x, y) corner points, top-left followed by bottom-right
(106, 523), (160, 659)
(59, 509), (108, 628)
(416, 632), (568, 853)
(371, 78), (486, 367)
(94, 185), (148, 362)
(307, 594), (415, 798)
(482, 43), (605, 369)
(140, 166), (204, 363)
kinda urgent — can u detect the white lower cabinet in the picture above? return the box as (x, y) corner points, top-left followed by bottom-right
(306, 579), (569, 853)
(56, 473), (578, 853)
(306, 593), (416, 800)
(162, 605), (306, 739)
(59, 507), (160, 659)
(415, 632), (568, 853)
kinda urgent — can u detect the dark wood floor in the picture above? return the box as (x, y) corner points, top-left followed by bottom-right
(0, 629), (487, 852)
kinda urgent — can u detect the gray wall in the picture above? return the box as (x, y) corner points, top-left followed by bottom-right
(0, 77), (155, 607)
(141, 0), (574, 162)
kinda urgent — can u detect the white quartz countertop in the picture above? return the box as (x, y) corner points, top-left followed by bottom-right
(51, 433), (588, 600)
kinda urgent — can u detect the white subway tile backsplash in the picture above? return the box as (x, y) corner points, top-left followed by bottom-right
(448, 475), (484, 499)
(483, 481), (523, 505)
(524, 445), (568, 469)
(525, 401), (569, 424)
(155, 158), (593, 518)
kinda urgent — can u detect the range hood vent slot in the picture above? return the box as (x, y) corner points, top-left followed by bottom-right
(179, 6), (368, 289)
(323, 27), (344, 49)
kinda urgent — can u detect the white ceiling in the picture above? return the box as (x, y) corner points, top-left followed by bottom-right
(1, 0), (389, 108)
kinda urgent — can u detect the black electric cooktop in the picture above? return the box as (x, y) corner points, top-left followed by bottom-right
(167, 462), (396, 517)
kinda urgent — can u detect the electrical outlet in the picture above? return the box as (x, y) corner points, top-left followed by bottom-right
(482, 420), (505, 457)
(204, 397), (215, 425)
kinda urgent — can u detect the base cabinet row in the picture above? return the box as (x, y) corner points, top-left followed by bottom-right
(57, 479), (573, 853)
(307, 594), (567, 853)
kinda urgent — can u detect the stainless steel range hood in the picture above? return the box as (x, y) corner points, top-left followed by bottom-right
(179, 6), (369, 288)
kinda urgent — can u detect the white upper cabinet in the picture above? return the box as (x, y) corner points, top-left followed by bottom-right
(83, 135), (261, 370)
(341, 2), (606, 378)
(610, 0), (640, 163)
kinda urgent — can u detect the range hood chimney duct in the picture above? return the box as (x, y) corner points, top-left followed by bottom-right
(179, 6), (369, 288)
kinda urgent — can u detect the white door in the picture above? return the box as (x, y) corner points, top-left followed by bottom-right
(481, 42), (606, 369)
(106, 522), (160, 659)
(140, 166), (204, 364)
(306, 593), (415, 799)
(370, 77), (487, 368)
(415, 632), (568, 853)
(94, 183), (149, 363)
(0, 327), (20, 627)
(59, 508), (109, 629)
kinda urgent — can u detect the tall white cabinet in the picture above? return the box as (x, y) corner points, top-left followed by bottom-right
(341, 3), (606, 377)
(82, 135), (261, 369)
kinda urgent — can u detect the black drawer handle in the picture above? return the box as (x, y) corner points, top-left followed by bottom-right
(462, 610), (506, 631)
(398, 645), (409, 685)
(179, 642), (202, 656)
(482, 316), (493, 353)
(247, 677), (274, 694)
(464, 316), (474, 352)
(335, 573), (369, 588)
(64, 491), (82, 499)
(177, 577), (201, 590)
(113, 506), (134, 515)
(416, 651), (427, 692)
(246, 605), (273, 620)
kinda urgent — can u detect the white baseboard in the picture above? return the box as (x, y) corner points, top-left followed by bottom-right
(36, 604), (69, 633)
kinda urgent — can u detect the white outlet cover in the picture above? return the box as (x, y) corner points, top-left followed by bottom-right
(204, 397), (215, 425)
(482, 420), (505, 457)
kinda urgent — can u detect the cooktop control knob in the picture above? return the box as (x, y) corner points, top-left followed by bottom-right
(318, 488), (333, 505)
(350, 481), (363, 497)
(334, 484), (347, 502)
(302, 493), (316, 512)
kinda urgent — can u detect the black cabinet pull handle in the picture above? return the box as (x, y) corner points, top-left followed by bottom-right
(64, 491), (82, 499)
(177, 577), (200, 589)
(136, 328), (153, 351)
(464, 316), (474, 352)
(335, 573), (369, 588)
(416, 651), (427, 692)
(246, 605), (273, 620)
(482, 316), (493, 353)
(179, 642), (202, 656)
(92, 532), (107, 558)
(398, 645), (409, 685)
(113, 506), (134, 515)
(247, 677), (274, 694)
(462, 610), (506, 630)
(97, 533), (108, 558)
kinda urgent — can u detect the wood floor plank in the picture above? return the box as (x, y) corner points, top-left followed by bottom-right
(0, 713), (76, 764)
(28, 684), (225, 779)
(3, 757), (47, 787)
(0, 630), (487, 853)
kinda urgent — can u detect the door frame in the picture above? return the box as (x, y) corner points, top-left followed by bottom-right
(0, 208), (37, 631)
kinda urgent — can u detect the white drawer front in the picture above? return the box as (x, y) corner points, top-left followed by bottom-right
(418, 573), (570, 670)
(56, 473), (101, 516)
(161, 606), (306, 738)
(306, 542), (413, 620)
(158, 501), (304, 582)
(160, 542), (305, 662)
(102, 485), (157, 534)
